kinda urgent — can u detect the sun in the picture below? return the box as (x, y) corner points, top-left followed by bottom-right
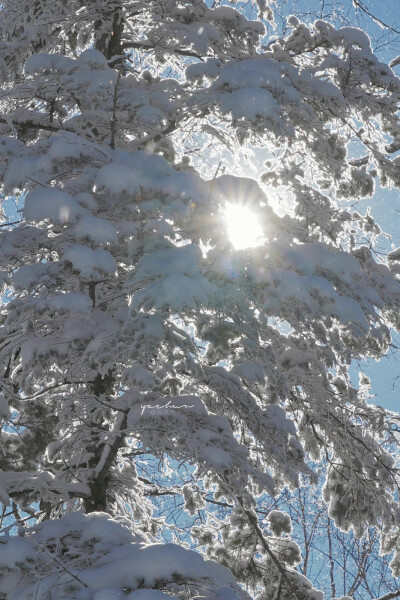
(224, 203), (264, 250)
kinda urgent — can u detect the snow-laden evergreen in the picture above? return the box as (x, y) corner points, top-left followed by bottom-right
(1, 2), (400, 599)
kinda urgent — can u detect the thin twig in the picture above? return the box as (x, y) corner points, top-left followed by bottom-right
(352, 0), (400, 34)
(30, 539), (88, 589)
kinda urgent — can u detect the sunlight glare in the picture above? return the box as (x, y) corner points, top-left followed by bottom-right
(225, 203), (263, 250)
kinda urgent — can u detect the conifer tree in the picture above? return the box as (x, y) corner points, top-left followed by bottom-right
(1, 2), (400, 600)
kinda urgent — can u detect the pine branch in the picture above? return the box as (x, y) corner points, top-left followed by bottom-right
(0, 116), (64, 133)
(29, 539), (88, 590)
(122, 41), (205, 61)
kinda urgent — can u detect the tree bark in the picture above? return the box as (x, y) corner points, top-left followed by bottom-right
(94, 5), (124, 62)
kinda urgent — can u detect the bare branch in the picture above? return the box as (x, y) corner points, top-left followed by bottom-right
(352, 0), (400, 34)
